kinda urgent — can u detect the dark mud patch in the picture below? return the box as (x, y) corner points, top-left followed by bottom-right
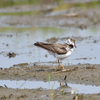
(75, 57), (92, 60)
(7, 52), (17, 58)
(46, 36), (100, 43)
(46, 37), (58, 43)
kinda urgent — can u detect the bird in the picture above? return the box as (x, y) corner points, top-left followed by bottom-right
(34, 37), (76, 71)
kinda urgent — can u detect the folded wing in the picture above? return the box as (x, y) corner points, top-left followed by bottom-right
(34, 42), (67, 54)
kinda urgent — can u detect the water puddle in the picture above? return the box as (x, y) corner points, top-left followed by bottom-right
(0, 27), (100, 68)
(1, 80), (100, 94)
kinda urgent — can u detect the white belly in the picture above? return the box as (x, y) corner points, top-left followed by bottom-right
(48, 49), (73, 60)
(56, 50), (73, 60)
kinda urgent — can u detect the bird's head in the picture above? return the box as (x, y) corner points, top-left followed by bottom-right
(66, 37), (76, 48)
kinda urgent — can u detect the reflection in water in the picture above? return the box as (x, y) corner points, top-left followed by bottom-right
(59, 75), (77, 94)
(0, 27), (100, 68)
(1, 80), (100, 94)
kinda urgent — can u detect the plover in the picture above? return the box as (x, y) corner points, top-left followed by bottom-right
(34, 37), (76, 71)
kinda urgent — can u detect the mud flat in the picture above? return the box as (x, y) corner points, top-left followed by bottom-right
(0, 63), (100, 100)
(0, 87), (100, 100)
(0, 63), (100, 85)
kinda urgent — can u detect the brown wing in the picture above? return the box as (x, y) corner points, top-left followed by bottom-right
(51, 44), (67, 54)
(34, 42), (67, 54)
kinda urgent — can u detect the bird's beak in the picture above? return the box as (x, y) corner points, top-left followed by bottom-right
(74, 43), (77, 48)
(72, 39), (76, 48)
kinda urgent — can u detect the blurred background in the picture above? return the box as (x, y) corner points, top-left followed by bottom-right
(0, 0), (100, 28)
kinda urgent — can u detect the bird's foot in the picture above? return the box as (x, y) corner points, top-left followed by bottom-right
(55, 67), (62, 71)
(62, 68), (70, 72)
(54, 65), (62, 71)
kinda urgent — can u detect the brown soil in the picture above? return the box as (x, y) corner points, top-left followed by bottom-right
(0, 88), (100, 100)
(0, 63), (100, 85)
(0, 63), (100, 100)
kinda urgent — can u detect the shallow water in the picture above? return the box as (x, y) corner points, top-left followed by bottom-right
(1, 80), (100, 94)
(0, 27), (100, 68)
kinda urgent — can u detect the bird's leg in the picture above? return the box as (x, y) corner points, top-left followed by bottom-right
(61, 61), (70, 71)
(55, 60), (61, 71)
(60, 60), (67, 71)
(58, 60), (60, 68)
(60, 60), (65, 70)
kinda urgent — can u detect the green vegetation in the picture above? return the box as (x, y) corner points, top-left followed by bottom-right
(0, 0), (40, 8)
(74, 1), (100, 8)
(54, 1), (100, 11)
(47, 73), (56, 100)
(1, 0), (100, 9)
(0, 11), (39, 16)
(0, 0), (100, 16)
(0, 27), (67, 34)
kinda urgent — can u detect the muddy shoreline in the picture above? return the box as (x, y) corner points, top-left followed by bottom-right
(1, 88), (100, 100)
(0, 63), (100, 85)
(0, 63), (100, 100)
(0, 33), (100, 100)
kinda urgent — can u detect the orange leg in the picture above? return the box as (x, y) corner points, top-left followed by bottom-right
(61, 61), (70, 71)
(60, 60), (65, 70)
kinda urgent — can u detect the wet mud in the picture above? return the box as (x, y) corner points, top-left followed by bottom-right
(0, 88), (100, 100)
(0, 63), (100, 85)
(7, 52), (17, 58)
(0, 63), (100, 100)
(46, 36), (100, 43)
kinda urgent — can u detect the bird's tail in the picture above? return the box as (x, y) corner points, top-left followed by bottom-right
(34, 42), (41, 47)
(34, 42), (53, 52)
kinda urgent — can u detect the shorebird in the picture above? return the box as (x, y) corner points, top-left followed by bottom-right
(34, 37), (76, 71)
